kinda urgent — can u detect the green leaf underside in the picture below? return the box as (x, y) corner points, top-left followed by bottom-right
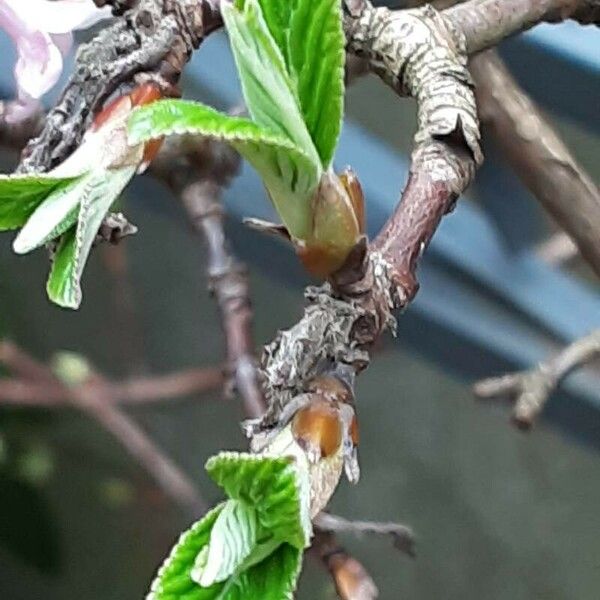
(206, 452), (311, 549)
(148, 503), (302, 600)
(223, 0), (319, 167)
(255, 0), (345, 167)
(13, 176), (88, 254)
(0, 173), (80, 231)
(46, 166), (136, 309)
(192, 500), (259, 586)
(129, 100), (319, 239)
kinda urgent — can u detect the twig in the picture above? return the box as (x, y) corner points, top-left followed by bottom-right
(315, 513), (416, 558)
(151, 136), (265, 419)
(0, 368), (223, 408)
(470, 49), (600, 278)
(0, 342), (215, 513)
(77, 372), (206, 513)
(473, 329), (600, 428)
(536, 232), (579, 267)
(444, 0), (600, 55)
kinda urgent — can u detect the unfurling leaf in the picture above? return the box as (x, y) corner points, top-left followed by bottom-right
(149, 502), (301, 600)
(256, 0), (345, 166)
(223, 0), (319, 167)
(0, 174), (80, 231)
(129, 100), (320, 240)
(46, 166), (137, 309)
(191, 500), (259, 586)
(206, 452), (312, 549)
(129, 0), (358, 279)
(12, 175), (87, 254)
(147, 452), (309, 600)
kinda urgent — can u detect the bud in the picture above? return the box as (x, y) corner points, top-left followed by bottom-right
(297, 168), (365, 278)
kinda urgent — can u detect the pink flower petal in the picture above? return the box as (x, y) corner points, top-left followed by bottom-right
(2, 0), (111, 34)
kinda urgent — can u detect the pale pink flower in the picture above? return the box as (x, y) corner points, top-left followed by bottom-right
(0, 0), (112, 122)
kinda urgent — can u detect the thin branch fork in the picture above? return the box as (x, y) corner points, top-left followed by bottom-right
(0, 341), (218, 513)
(473, 329), (600, 428)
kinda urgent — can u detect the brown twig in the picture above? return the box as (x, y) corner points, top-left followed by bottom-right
(0, 364), (223, 408)
(473, 329), (600, 428)
(444, 0), (600, 55)
(0, 340), (223, 405)
(0, 342), (219, 513)
(470, 49), (600, 278)
(151, 136), (265, 419)
(76, 371), (206, 513)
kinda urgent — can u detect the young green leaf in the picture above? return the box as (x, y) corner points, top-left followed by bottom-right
(0, 173), (80, 231)
(148, 499), (302, 600)
(12, 176), (87, 254)
(148, 503), (225, 600)
(46, 166), (136, 309)
(287, 0), (345, 167)
(191, 500), (259, 587)
(222, 0), (320, 168)
(255, 0), (345, 167)
(129, 99), (320, 239)
(206, 452), (312, 549)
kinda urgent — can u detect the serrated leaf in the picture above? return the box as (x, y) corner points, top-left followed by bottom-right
(206, 452), (311, 549)
(148, 503), (224, 600)
(222, 0), (319, 167)
(46, 166), (136, 309)
(256, 0), (345, 167)
(191, 500), (258, 587)
(129, 100), (320, 239)
(287, 0), (344, 167)
(0, 173), (79, 232)
(12, 175), (88, 254)
(148, 500), (302, 600)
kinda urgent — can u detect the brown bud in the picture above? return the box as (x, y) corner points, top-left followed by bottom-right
(291, 400), (343, 459)
(339, 167), (366, 235)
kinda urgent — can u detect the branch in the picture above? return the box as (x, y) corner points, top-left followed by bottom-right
(0, 342), (218, 513)
(0, 368), (222, 406)
(315, 512), (416, 558)
(151, 135), (265, 419)
(470, 49), (600, 278)
(444, 0), (600, 55)
(473, 329), (600, 428)
(17, 0), (223, 173)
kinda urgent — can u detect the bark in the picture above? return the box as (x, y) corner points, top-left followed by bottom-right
(445, 0), (600, 55)
(17, 0), (222, 173)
